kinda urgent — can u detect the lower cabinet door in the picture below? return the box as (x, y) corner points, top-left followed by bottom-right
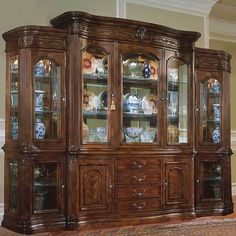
(33, 158), (65, 214)
(164, 159), (192, 208)
(78, 158), (114, 216)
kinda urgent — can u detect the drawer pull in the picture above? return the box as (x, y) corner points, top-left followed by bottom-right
(133, 175), (146, 182)
(132, 202), (146, 210)
(133, 189), (146, 197)
(131, 161), (146, 170)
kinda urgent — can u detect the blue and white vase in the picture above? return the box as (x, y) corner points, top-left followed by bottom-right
(11, 117), (18, 140)
(35, 118), (46, 139)
(142, 61), (151, 79)
(35, 61), (45, 76)
(212, 126), (220, 144)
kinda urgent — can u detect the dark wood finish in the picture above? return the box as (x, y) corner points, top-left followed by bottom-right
(1, 11), (233, 234)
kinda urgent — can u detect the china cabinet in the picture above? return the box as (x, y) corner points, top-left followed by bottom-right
(2, 11), (233, 234)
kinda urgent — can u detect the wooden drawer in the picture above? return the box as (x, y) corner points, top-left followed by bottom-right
(115, 171), (161, 184)
(116, 185), (161, 200)
(115, 159), (161, 172)
(116, 198), (161, 214)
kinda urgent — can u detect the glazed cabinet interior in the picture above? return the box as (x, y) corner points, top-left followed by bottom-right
(2, 12), (233, 234)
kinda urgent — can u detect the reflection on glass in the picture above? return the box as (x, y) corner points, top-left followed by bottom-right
(167, 58), (188, 144)
(33, 163), (58, 212)
(200, 78), (221, 144)
(34, 59), (61, 140)
(9, 160), (18, 212)
(82, 48), (109, 143)
(203, 162), (221, 199)
(10, 56), (19, 140)
(122, 54), (159, 143)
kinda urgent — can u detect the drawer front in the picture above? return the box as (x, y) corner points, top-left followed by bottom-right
(115, 159), (161, 171)
(115, 171), (161, 184)
(116, 198), (161, 214)
(116, 185), (161, 200)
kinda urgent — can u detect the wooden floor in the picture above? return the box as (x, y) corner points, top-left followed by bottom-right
(1, 196), (236, 235)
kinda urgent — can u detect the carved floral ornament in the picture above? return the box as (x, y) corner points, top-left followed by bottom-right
(135, 26), (149, 40)
(18, 35), (34, 48)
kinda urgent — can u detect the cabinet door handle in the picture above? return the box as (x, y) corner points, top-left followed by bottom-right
(108, 179), (113, 193)
(133, 189), (146, 197)
(133, 175), (146, 182)
(132, 202), (146, 211)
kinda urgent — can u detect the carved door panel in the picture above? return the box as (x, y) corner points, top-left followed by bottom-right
(78, 158), (114, 216)
(164, 160), (190, 207)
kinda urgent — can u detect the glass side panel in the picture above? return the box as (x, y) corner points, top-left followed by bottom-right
(33, 163), (59, 213)
(203, 161), (221, 199)
(34, 59), (61, 141)
(167, 58), (188, 144)
(82, 48), (109, 143)
(9, 160), (18, 212)
(10, 55), (19, 140)
(200, 78), (221, 144)
(122, 54), (159, 143)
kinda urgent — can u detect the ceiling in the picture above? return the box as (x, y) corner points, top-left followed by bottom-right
(210, 0), (236, 21)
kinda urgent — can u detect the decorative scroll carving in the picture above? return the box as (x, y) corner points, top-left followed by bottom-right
(19, 142), (39, 154)
(68, 145), (80, 167)
(135, 26), (149, 40)
(18, 35), (34, 48)
(218, 147), (233, 156)
(195, 55), (231, 73)
(72, 22), (80, 34)
(67, 214), (78, 229)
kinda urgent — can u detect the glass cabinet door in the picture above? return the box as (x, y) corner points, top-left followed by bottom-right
(167, 58), (188, 144)
(33, 162), (62, 213)
(34, 59), (62, 141)
(122, 53), (159, 143)
(200, 78), (221, 144)
(82, 48), (109, 144)
(9, 55), (19, 140)
(9, 160), (18, 212)
(201, 161), (222, 199)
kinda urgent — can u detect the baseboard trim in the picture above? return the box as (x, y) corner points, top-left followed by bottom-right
(0, 203), (3, 224)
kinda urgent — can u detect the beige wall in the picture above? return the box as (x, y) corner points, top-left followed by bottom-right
(126, 3), (205, 48)
(210, 39), (236, 183)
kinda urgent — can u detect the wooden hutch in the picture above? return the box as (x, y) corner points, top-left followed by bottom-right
(1, 11), (233, 234)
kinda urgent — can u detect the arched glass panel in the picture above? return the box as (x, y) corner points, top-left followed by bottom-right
(82, 48), (109, 144)
(9, 55), (19, 140)
(200, 78), (221, 144)
(34, 59), (61, 140)
(167, 58), (188, 144)
(122, 53), (159, 143)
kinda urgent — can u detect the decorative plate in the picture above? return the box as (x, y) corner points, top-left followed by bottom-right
(98, 91), (108, 109)
(82, 52), (94, 74)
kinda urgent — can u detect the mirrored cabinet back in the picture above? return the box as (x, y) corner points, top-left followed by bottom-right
(1, 11), (233, 234)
